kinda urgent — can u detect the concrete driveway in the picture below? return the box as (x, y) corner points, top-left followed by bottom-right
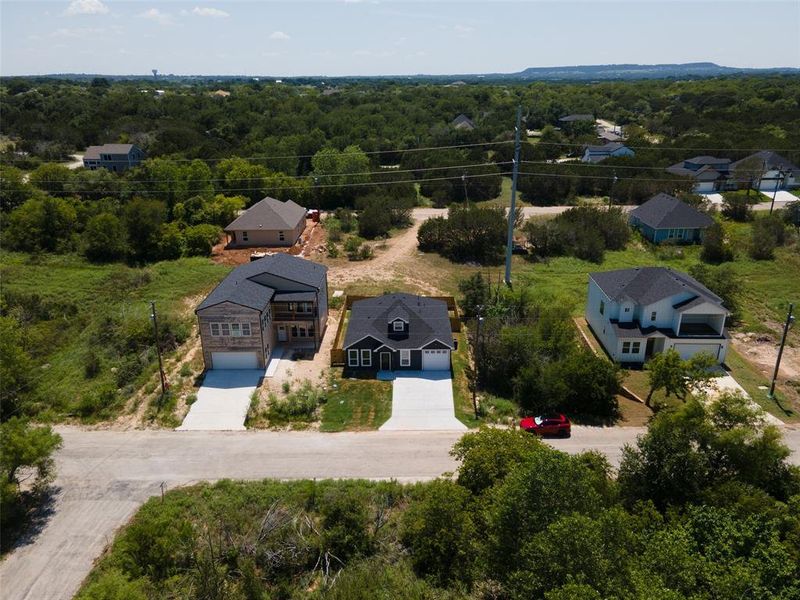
(176, 369), (264, 431)
(380, 371), (467, 431)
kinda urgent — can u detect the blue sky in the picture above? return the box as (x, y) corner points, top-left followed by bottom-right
(1, 1), (798, 76)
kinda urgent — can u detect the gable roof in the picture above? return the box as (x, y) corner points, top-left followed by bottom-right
(225, 197), (307, 232)
(666, 155), (732, 179)
(630, 193), (714, 229)
(589, 267), (724, 308)
(731, 150), (799, 174)
(196, 253), (327, 312)
(84, 143), (138, 159)
(451, 114), (476, 129)
(344, 293), (453, 350)
(597, 129), (624, 142)
(559, 113), (594, 122)
(585, 142), (628, 154)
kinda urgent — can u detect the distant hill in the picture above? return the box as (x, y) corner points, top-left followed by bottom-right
(10, 62), (799, 84)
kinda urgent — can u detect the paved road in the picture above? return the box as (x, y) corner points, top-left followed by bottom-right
(2, 425), (799, 600)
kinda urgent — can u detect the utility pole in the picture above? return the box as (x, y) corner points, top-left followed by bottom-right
(150, 301), (168, 401)
(462, 172), (469, 204)
(472, 312), (484, 419)
(768, 303), (794, 399)
(609, 173), (618, 209)
(504, 106), (522, 286)
(769, 170), (785, 215)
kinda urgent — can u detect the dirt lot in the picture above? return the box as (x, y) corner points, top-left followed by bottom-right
(732, 331), (800, 405)
(211, 218), (323, 266)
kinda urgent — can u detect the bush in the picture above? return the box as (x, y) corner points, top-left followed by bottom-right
(400, 480), (475, 585)
(320, 488), (372, 561)
(268, 380), (325, 421)
(84, 350), (101, 379)
(749, 218), (778, 260)
(357, 203), (392, 239)
(182, 224), (221, 257)
(417, 204), (506, 264)
(701, 221), (733, 263)
(77, 385), (120, 419)
(84, 213), (128, 263)
(688, 263), (741, 323)
(722, 193), (753, 222)
(325, 217), (343, 242)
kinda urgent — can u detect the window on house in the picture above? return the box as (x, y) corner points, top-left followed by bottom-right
(221, 323), (230, 336)
(279, 231), (285, 241)
(288, 302), (296, 312)
(361, 349), (372, 367)
(393, 320), (404, 332)
(348, 349), (359, 367)
(599, 301), (605, 315)
(400, 349), (411, 367)
(297, 326), (307, 337)
(230, 323), (241, 337)
(210, 323), (220, 336)
(291, 325), (298, 337)
(650, 311), (657, 321)
(298, 302), (311, 313)
(622, 342), (631, 354)
(631, 342), (641, 354)
(624, 307), (630, 313)
(242, 231), (249, 242)
(242, 323), (251, 336)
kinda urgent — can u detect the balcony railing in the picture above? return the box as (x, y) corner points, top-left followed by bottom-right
(273, 309), (317, 321)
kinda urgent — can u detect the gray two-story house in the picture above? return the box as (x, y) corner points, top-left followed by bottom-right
(586, 267), (729, 365)
(83, 143), (145, 173)
(196, 253), (328, 370)
(343, 293), (454, 373)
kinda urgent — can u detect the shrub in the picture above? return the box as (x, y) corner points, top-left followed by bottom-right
(179, 363), (192, 378)
(77, 385), (120, 419)
(400, 480), (476, 585)
(722, 193), (753, 222)
(749, 218), (778, 260)
(326, 241), (340, 258)
(357, 202), (392, 239)
(268, 381), (325, 421)
(84, 213), (128, 263)
(182, 224), (221, 257)
(325, 217), (343, 242)
(320, 488), (372, 561)
(84, 350), (101, 379)
(701, 221), (733, 263)
(688, 264), (741, 323)
(343, 236), (364, 254)
(417, 204), (506, 264)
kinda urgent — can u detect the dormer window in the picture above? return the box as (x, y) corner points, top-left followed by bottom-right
(393, 320), (404, 332)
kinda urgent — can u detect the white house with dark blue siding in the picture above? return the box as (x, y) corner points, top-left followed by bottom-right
(629, 193), (714, 244)
(586, 267), (729, 365)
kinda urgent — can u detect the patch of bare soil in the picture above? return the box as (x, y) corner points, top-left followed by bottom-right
(732, 332), (800, 380)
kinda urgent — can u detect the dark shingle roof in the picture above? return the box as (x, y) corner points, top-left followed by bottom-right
(451, 114), (476, 130)
(559, 114), (594, 122)
(666, 156), (732, 179)
(589, 267), (724, 308)
(196, 253), (327, 312)
(84, 143), (138, 159)
(731, 150), (798, 173)
(630, 193), (714, 229)
(225, 197), (307, 231)
(344, 293), (453, 350)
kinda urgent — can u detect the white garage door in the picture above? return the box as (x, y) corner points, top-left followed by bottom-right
(695, 182), (715, 193)
(212, 351), (259, 370)
(759, 179), (781, 192)
(422, 349), (451, 371)
(673, 344), (720, 361)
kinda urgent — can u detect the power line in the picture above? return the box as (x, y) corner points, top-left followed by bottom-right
(40, 170), (515, 194)
(0, 140), (515, 164)
(517, 171), (707, 184)
(524, 139), (800, 153)
(17, 161), (511, 185)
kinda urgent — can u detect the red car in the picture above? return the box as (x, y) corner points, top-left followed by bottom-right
(520, 414), (571, 437)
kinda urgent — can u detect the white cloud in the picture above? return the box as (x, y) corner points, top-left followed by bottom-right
(64, 0), (109, 16)
(139, 8), (172, 25)
(269, 31), (290, 40)
(454, 24), (474, 35)
(192, 7), (229, 18)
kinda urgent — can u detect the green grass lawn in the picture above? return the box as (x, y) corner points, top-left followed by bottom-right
(319, 374), (392, 431)
(1, 251), (230, 421)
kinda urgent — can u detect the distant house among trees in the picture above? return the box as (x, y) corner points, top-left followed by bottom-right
(224, 197), (307, 248)
(82, 144), (145, 173)
(629, 193), (714, 244)
(559, 113), (594, 123)
(666, 155), (733, 193)
(451, 114), (476, 131)
(581, 142), (634, 163)
(731, 150), (799, 192)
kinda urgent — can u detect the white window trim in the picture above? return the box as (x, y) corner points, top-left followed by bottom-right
(221, 323), (230, 336)
(400, 349), (411, 367)
(210, 323), (220, 336)
(361, 349), (372, 367)
(622, 341), (631, 354)
(631, 342), (641, 354)
(393, 320), (404, 332)
(348, 349), (359, 367)
(650, 311), (657, 322)
(242, 231), (249, 241)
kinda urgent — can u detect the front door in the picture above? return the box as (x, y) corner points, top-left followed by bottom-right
(380, 352), (392, 371)
(645, 338), (655, 358)
(277, 325), (287, 342)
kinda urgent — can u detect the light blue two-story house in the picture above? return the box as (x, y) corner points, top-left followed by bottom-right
(581, 142), (634, 163)
(586, 267), (729, 365)
(629, 193), (714, 244)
